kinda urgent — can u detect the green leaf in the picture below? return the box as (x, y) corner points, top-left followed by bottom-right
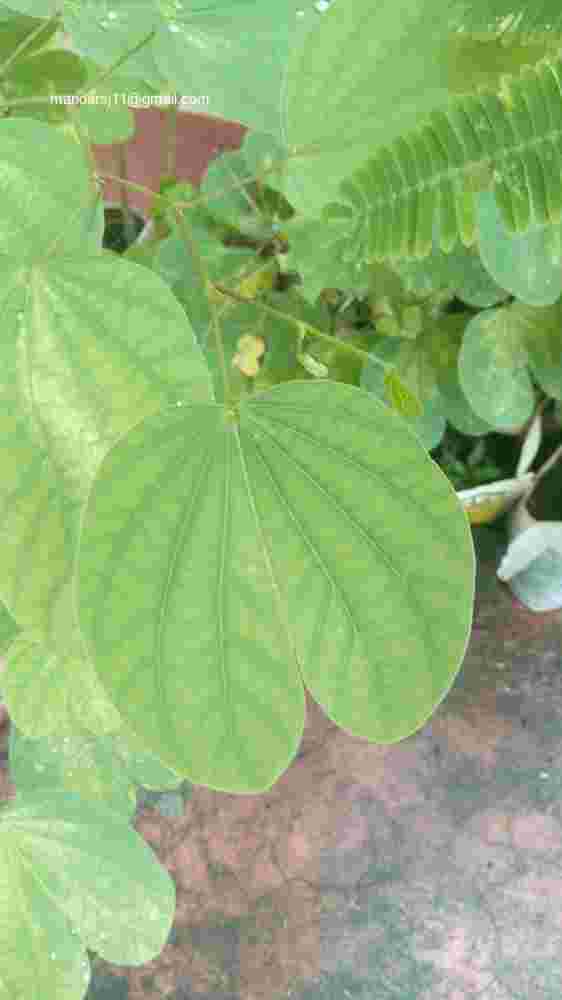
(446, 31), (562, 97)
(384, 369), (423, 417)
(285, 214), (369, 304)
(404, 394), (446, 452)
(0, 8), (58, 63)
(111, 724), (182, 792)
(0, 601), (18, 658)
(0, 119), (94, 260)
(154, 237), (267, 400)
(431, 315), (495, 436)
(156, 227), (256, 297)
(476, 188), (562, 306)
(78, 190), (106, 255)
(9, 723), (138, 821)
(369, 331), (437, 405)
(251, 292), (305, 391)
(0, 790), (175, 986)
(241, 131), (291, 199)
(0, 245), (211, 651)
(1, 49), (87, 123)
(77, 381), (474, 793)
(8, 707), (183, 818)
(64, 1), (161, 82)
(284, 0), (453, 218)
(151, 0), (316, 137)
(437, 379), (493, 437)
(199, 149), (256, 233)
(458, 306), (536, 430)
(74, 58), (136, 144)
(452, 248), (511, 309)
(509, 299), (562, 400)
(361, 338), (446, 451)
(8, 705), (182, 818)
(197, 135), (293, 236)
(19, 252), (214, 504)
(2, 582), (122, 740)
(0, 289), (73, 634)
(77, 53), (164, 114)
(389, 215), (509, 308)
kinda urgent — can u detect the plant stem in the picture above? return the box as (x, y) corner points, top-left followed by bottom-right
(0, 9), (61, 77)
(213, 283), (386, 369)
(97, 153), (292, 215)
(522, 441), (562, 507)
(164, 102), (178, 180)
(116, 145), (138, 247)
(173, 208), (232, 406)
(76, 28), (157, 98)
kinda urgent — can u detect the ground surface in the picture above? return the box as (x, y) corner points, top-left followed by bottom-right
(2, 524), (562, 999)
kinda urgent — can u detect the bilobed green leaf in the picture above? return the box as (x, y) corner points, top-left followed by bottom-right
(0, 790), (175, 993)
(77, 381), (474, 794)
(458, 306), (536, 430)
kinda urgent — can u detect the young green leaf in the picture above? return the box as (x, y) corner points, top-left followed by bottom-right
(384, 369), (423, 417)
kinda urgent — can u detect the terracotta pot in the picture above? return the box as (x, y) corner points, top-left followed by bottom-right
(91, 106), (246, 221)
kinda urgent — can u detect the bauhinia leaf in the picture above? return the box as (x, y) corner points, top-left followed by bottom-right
(77, 380), (474, 794)
(0, 790), (175, 998)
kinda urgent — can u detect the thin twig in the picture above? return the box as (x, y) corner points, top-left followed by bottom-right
(522, 441), (562, 507)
